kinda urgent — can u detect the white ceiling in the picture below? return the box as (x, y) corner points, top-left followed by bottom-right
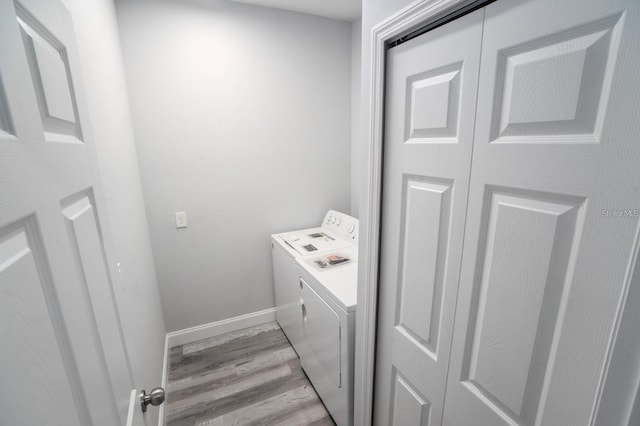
(228, 0), (361, 21)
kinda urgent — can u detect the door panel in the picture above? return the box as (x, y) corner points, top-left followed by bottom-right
(374, 10), (484, 425)
(406, 63), (462, 142)
(459, 189), (584, 423)
(0, 0), (137, 424)
(62, 192), (133, 416)
(396, 177), (452, 358)
(489, 15), (622, 144)
(443, 0), (640, 425)
(16, 3), (82, 142)
(392, 373), (431, 426)
(0, 219), (85, 426)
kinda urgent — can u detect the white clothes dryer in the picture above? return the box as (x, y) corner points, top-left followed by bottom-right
(271, 210), (358, 426)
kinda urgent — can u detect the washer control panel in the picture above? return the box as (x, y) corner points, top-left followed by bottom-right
(322, 210), (359, 244)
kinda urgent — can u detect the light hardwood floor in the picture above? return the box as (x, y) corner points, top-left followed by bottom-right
(166, 322), (336, 426)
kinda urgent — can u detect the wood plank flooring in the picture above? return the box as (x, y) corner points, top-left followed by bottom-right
(166, 322), (335, 426)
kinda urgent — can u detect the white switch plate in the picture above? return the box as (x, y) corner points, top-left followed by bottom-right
(175, 211), (187, 228)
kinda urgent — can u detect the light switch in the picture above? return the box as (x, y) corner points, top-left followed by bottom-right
(175, 211), (187, 229)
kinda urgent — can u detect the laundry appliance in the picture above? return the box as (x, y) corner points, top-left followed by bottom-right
(271, 210), (358, 426)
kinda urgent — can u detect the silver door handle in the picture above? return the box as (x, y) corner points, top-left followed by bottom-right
(140, 387), (165, 412)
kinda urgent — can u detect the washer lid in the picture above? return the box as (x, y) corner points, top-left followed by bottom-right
(282, 230), (351, 256)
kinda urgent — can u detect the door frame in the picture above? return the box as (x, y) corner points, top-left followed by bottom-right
(355, 0), (640, 424)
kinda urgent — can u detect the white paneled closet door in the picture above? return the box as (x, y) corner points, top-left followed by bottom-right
(374, 10), (483, 426)
(443, 0), (640, 425)
(377, 0), (640, 425)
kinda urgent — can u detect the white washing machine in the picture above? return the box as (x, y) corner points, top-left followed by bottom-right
(271, 211), (358, 426)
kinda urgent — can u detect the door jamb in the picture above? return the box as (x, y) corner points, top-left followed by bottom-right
(355, 1), (480, 424)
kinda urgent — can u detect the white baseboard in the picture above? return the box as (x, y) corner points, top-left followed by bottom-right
(166, 307), (278, 349)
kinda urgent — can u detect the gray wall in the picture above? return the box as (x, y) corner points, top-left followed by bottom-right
(61, 0), (167, 422)
(350, 18), (362, 217)
(115, 0), (352, 332)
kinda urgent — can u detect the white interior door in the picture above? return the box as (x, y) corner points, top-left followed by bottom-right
(443, 0), (640, 425)
(374, 10), (483, 425)
(0, 0), (143, 424)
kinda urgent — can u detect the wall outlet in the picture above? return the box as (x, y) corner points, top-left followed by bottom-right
(175, 211), (188, 229)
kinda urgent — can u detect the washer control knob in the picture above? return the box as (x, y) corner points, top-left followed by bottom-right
(348, 224), (355, 233)
(336, 219), (342, 226)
